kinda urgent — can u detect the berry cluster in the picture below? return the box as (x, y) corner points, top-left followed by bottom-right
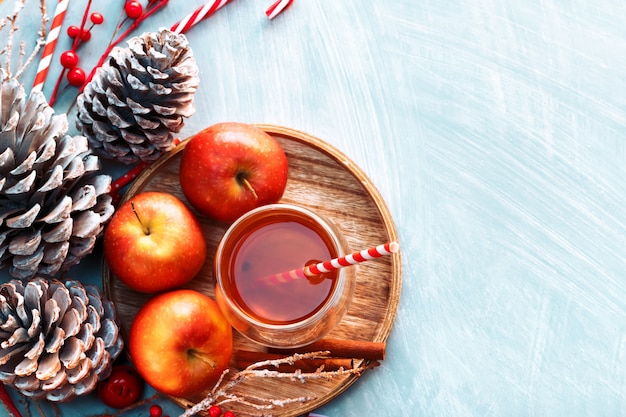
(149, 403), (238, 417)
(49, 0), (169, 106)
(95, 365), (239, 417)
(209, 405), (236, 417)
(59, 11), (104, 88)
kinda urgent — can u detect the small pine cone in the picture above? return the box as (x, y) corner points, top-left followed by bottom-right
(0, 278), (123, 402)
(0, 69), (114, 280)
(76, 28), (200, 164)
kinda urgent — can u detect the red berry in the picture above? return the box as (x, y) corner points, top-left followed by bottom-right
(67, 25), (80, 38)
(90, 12), (104, 24)
(59, 50), (79, 69)
(80, 29), (91, 41)
(149, 404), (163, 417)
(97, 365), (144, 409)
(223, 411), (236, 417)
(67, 67), (86, 87)
(124, 1), (143, 19)
(208, 405), (222, 417)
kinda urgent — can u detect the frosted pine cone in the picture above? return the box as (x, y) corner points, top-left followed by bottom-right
(0, 278), (123, 402)
(0, 69), (114, 279)
(76, 28), (200, 164)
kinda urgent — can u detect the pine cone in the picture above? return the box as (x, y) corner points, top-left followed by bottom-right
(76, 28), (200, 164)
(0, 69), (114, 280)
(0, 278), (123, 402)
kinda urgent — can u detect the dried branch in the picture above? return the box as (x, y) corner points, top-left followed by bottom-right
(1, 0), (26, 76)
(14, 0), (47, 79)
(17, 40), (25, 72)
(216, 392), (316, 414)
(0, 0), (47, 79)
(179, 351), (378, 417)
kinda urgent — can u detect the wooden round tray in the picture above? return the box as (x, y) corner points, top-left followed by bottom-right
(102, 124), (402, 416)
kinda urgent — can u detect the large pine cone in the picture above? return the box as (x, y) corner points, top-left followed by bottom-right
(0, 69), (114, 279)
(0, 278), (123, 401)
(76, 28), (200, 164)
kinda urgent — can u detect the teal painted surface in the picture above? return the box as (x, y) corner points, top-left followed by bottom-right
(1, 0), (626, 415)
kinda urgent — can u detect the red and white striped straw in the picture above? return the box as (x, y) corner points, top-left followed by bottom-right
(265, 0), (293, 20)
(261, 242), (400, 285)
(170, 0), (233, 34)
(32, 0), (70, 94)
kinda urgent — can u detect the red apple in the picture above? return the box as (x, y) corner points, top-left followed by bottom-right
(129, 289), (233, 398)
(104, 191), (207, 293)
(179, 122), (288, 223)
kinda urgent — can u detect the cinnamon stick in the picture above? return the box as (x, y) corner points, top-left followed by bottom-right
(235, 350), (353, 373)
(269, 338), (386, 361)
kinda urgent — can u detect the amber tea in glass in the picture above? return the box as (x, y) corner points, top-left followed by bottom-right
(214, 204), (355, 348)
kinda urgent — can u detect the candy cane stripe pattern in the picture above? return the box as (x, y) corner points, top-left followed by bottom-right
(32, 0), (70, 93)
(260, 242), (399, 285)
(266, 0), (293, 20)
(306, 242), (399, 276)
(263, 268), (307, 286)
(171, 0), (232, 34)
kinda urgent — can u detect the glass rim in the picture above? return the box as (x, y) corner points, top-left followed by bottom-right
(214, 203), (348, 331)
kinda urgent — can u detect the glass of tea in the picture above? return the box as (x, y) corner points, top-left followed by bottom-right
(214, 203), (355, 348)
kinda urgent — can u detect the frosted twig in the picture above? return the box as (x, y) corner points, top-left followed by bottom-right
(17, 41), (25, 73)
(14, 0), (48, 79)
(214, 391), (316, 412)
(179, 351), (378, 417)
(0, 0), (27, 77)
(0, 0), (47, 79)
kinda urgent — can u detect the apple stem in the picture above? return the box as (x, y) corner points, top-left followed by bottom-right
(238, 175), (259, 200)
(187, 349), (217, 369)
(131, 202), (151, 235)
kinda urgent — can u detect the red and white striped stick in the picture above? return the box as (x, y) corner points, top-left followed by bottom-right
(265, 0), (293, 20)
(261, 242), (400, 285)
(32, 0), (70, 94)
(170, 0), (233, 34)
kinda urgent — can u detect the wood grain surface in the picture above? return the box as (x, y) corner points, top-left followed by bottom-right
(102, 125), (402, 416)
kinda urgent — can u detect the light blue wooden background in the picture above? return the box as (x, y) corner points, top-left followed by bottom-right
(1, 0), (626, 416)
